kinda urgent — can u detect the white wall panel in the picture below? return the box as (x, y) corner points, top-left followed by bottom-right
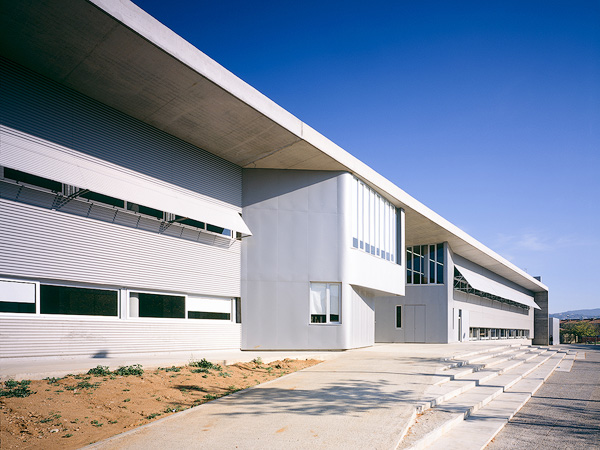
(0, 316), (241, 357)
(0, 200), (241, 297)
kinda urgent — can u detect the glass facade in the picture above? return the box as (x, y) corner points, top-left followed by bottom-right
(351, 176), (398, 263)
(407, 243), (444, 285)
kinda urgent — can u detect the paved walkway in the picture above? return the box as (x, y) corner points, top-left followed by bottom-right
(488, 344), (600, 449)
(82, 341), (532, 450)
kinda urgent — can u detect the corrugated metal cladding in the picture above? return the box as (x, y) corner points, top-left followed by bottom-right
(0, 199), (241, 297)
(0, 57), (242, 209)
(0, 317), (241, 358)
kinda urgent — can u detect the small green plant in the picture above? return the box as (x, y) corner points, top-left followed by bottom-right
(204, 393), (218, 400)
(40, 413), (62, 423)
(108, 420), (118, 424)
(191, 368), (210, 374)
(164, 405), (184, 414)
(44, 377), (61, 385)
(123, 398), (131, 402)
(114, 364), (144, 376)
(64, 433), (73, 438)
(251, 357), (263, 366)
(0, 379), (34, 398)
(266, 367), (273, 374)
(76, 381), (100, 389)
(202, 374), (208, 378)
(90, 420), (103, 427)
(217, 371), (231, 378)
(146, 413), (160, 419)
(163, 366), (181, 372)
(188, 358), (221, 371)
(87, 365), (111, 376)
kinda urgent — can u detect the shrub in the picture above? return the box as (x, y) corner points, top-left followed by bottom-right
(0, 379), (34, 398)
(188, 358), (221, 371)
(87, 365), (111, 376)
(113, 364), (144, 376)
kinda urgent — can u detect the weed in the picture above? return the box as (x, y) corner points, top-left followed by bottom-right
(64, 434), (73, 438)
(202, 374), (208, 378)
(108, 420), (118, 424)
(40, 413), (62, 424)
(164, 405), (184, 414)
(217, 371), (232, 378)
(0, 379), (34, 398)
(203, 394), (218, 400)
(227, 385), (240, 393)
(266, 367), (273, 374)
(44, 377), (61, 385)
(123, 389), (130, 392)
(273, 363), (283, 369)
(190, 368), (210, 374)
(90, 420), (103, 427)
(146, 413), (160, 419)
(55, 390), (64, 393)
(251, 357), (263, 366)
(123, 398), (131, 402)
(87, 365), (111, 376)
(156, 397), (162, 401)
(114, 364), (143, 376)
(188, 358), (221, 371)
(163, 366), (181, 372)
(76, 381), (100, 389)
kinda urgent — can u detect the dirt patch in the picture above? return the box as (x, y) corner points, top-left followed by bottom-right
(0, 358), (320, 449)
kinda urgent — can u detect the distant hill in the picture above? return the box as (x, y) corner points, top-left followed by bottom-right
(550, 308), (600, 320)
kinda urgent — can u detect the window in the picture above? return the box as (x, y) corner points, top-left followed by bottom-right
(3, 167), (62, 192)
(351, 177), (398, 263)
(407, 243), (445, 285)
(130, 292), (185, 318)
(396, 305), (402, 328)
(310, 283), (341, 324)
(0, 279), (36, 314)
(187, 295), (232, 321)
(80, 191), (124, 208)
(40, 285), (118, 316)
(127, 202), (163, 219)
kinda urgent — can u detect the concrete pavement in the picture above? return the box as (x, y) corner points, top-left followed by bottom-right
(487, 344), (600, 449)
(82, 340), (533, 450)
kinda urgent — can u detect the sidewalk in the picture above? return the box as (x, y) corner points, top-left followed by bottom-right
(77, 340), (533, 450)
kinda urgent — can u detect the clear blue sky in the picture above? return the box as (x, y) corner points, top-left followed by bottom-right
(133, 0), (600, 313)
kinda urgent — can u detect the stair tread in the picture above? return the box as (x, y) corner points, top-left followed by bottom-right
(424, 352), (565, 450)
(399, 351), (561, 449)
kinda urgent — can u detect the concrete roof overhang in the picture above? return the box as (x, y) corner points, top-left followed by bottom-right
(0, 0), (548, 293)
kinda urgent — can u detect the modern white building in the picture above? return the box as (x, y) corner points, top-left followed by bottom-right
(0, 0), (550, 359)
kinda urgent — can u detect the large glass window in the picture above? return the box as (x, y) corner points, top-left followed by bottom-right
(310, 283), (341, 324)
(40, 285), (118, 316)
(407, 243), (445, 285)
(351, 177), (398, 263)
(129, 292), (185, 319)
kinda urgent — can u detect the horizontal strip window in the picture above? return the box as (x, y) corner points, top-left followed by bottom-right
(1, 166), (233, 237)
(188, 311), (231, 320)
(469, 327), (529, 340)
(40, 285), (118, 316)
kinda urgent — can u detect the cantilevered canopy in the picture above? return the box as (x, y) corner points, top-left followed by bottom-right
(454, 264), (540, 310)
(1, 126), (252, 236)
(0, 0), (547, 292)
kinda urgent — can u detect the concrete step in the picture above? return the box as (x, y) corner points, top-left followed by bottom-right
(424, 351), (566, 450)
(419, 350), (548, 412)
(399, 351), (563, 449)
(434, 347), (542, 387)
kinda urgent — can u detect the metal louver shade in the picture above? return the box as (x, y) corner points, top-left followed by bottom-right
(454, 263), (540, 309)
(1, 126), (252, 236)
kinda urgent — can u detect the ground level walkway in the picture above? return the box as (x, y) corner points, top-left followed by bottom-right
(71, 340), (534, 449)
(488, 344), (600, 449)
